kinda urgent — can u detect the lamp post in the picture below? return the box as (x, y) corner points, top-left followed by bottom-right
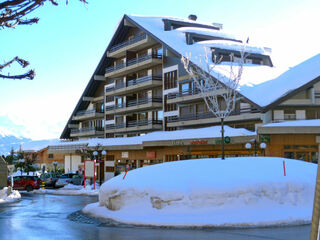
(18, 159), (24, 176)
(93, 148), (107, 186)
(52, 161), (58, 173)
(245, 140), (267, 156)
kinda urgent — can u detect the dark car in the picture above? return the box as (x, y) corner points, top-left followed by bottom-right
(7, 176), (41, 192)
(40, 172), (61, 188)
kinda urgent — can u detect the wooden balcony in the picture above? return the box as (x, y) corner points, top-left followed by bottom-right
(72, 110), (104, 121)
(105, 75), (162, 96)
(105, 120), (163, 133)
(107, 33), (156, 58)
(167, 110), (261, 127)
(105, 97), (162, 115)
(167, 88), (227, 104)
(70, 127), (104, 137)
(105, 54), (162, 78)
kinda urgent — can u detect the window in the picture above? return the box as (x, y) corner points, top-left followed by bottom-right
(164, 103), (177, 112)
(105, 96), (114, 103)
(153, 111), (163, 120)
(164, 70), (177, 90)
(180, 105), (193, 116)
(48, 154), (54, 159)
(284, 152), (294, 159)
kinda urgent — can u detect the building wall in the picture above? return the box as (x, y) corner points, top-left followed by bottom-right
(263, 134), (318, 162)
(0, 156), (7, 189)
(64, 155), (82, 173)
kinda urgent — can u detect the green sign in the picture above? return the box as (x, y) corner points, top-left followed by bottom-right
(224, 136), (231, 144)
(260, 135), (270, 143)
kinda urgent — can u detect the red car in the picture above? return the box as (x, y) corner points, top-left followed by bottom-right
(7, 176), (41, 192)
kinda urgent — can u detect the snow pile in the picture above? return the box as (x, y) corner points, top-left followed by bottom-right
(32, 183), (99, 196)
(0, 187), (21, 203)
(83, 157), (317, 227)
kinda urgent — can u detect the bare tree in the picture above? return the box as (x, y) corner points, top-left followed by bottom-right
(0, 0), (87, 80)
(181, 46), (246, 159)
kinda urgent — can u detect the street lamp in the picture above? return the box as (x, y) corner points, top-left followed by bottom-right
(93, 148), (107, 186)
(260, 142), (267, 156)
(245, 139), (267, 156)
(52, 161), (58, 173)
(18, 159), (24, 176)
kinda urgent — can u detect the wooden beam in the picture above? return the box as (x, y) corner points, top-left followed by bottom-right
(82, 96), (93, 101)
(94, 75), (106, 81)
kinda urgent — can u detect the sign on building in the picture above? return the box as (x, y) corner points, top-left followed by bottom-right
(122, 152), (129, 158)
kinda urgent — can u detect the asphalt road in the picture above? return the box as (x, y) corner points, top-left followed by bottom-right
(0, 192), (311, 240)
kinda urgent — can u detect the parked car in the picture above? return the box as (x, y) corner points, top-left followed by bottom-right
(7, 176), (41, 192)
(55, 173), (84, 187)
(40, 172), (61, 188)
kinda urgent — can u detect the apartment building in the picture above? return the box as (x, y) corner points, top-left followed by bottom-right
(60, 14), (320, 140)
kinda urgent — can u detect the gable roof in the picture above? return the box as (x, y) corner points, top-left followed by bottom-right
(60, 14), (320, 139)
(127, 15), (320, 109)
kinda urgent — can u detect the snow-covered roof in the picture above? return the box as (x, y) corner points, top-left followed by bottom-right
(175, 27), (238, 42)
(90, 125), (255, 147)
(127, 15), (320, 108)
(51, 125), (255, 149)
(240, 54), (320, 107)
(21, 139), (62, 152)
(262, 119), (320, 127)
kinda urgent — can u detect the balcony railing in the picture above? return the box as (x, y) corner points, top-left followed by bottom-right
(167, 88), (201, 100)
(71, 127), (104, 134)
(127, 75), (162, 87)
(105, 75), (162, 93)
(105, 54), (162, 74)
(109, 33), (147, 53)
(105, 120), (162, 130)
(167, 109), (260, 123)
(75, 109), (104, 117)
(105, 97), (162, 111)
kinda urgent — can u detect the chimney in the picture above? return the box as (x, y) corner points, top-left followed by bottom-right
(188, 14), (197, 21)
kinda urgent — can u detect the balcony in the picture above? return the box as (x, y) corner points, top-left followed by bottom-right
(167, 88), (202, 104)
(167, 110), (261, 127)
(72, 109), (104, 121)
(107, 33), (156, 58)
(70, 127), (104, 137)
(105, 97), (162, 114)
(105, 75), (162, 96)
(105, 54), (162, 78)
(105, 120), (163, 133)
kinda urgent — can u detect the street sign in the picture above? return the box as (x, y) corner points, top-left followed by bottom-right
(84, 160), (95, 178)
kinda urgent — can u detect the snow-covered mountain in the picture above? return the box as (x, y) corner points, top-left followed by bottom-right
(0, 127), (60, 155)
(0, 128), (31, 155)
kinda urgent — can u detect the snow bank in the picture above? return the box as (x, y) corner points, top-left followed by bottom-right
(0, 187), (21, 203)
(32, 183), (99, 196)
(83, 157), (317, 227)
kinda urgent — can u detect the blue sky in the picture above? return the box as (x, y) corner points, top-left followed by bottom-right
(1, 0), (320, 140)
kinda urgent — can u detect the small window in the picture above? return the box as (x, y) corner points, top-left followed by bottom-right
(48, 154), (54, 159)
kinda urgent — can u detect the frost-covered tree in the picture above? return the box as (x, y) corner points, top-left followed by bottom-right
(0, 0), (87, 80)
(181, 46), (246, 159)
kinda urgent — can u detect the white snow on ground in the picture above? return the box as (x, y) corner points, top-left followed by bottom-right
(31, 183), (99, 196)
(263, 119), (320, 127)
(0, 187), (21, 203)
(83, 157), (317, 227)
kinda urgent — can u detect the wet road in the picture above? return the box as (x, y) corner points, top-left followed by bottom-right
(0, 192), (311, 240)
